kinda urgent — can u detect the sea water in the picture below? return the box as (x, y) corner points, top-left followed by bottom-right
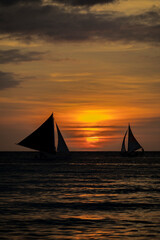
(0, 152), (160, 240)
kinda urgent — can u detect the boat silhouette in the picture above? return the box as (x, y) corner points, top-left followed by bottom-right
(18, 113), (69, 157)
(121, 124), (144, 156)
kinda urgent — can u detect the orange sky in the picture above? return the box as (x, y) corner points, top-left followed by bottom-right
(0, 0), (160, 151)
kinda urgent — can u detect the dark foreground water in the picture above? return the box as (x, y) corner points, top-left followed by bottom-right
(0, 152), (160, 240)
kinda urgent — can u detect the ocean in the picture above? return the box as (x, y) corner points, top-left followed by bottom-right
(0, 151), (160, 240)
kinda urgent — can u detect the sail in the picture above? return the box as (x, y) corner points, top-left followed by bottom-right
(121, 130), (127, 152)
(56, 124), (69, 153)
(128, 125), (142, 153)
(18, 114), (56, 154)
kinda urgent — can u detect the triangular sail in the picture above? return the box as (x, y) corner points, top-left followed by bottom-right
(128, 125), (142, 153)
(56, 124), (69, 153)
(18, 114), (56, 154)
(121, 130), (127, 152)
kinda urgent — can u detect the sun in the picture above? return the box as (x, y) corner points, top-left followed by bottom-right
(76, 109), (113, 124)
(86, 136), (100, 144)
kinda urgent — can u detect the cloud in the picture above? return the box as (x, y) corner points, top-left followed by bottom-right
(63, 125), (123, 129)
(0, 71), (21, 90)
(0, 0), (42, 6)
(136, 117), (160, 129)
(63, 128), (122, 139)
(0, 0), (117, 7)
(0, 4), (159, 44)
(0, 49), (45, 64)
(53, 0), (117, 7)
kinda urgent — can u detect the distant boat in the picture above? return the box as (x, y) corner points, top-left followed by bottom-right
(18, 113), (69, 156)
(121, 124), (144, 156)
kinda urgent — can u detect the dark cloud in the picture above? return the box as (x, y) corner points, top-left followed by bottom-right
(0, 71), (21, 90)
(0, 49), (44, 64)
(0, 49), (45, 64)
(0, 0), (42, 6)
(0, 0), (116, 7)
(63, 125), (123, 129)
(63, 127), (122, 139)
(53, 0), (117, 7)
(0, 4), (159, 44)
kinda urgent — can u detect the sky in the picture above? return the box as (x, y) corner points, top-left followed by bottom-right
(0, 0), (160, 151)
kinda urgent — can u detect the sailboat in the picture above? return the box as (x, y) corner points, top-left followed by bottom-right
(17, 113), (69, 157)
(121, 124), (144, 156)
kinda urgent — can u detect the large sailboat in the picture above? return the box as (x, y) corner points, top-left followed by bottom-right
(18, 113), (69, 156)
(121, 124), (144, 156)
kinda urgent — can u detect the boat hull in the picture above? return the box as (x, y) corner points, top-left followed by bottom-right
(121, 151), (144, 157)
(37, 151), (70, 160)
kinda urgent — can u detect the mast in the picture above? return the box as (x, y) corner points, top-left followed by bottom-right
(121, 130), (127, 152)
(56, 124), (69, 153)
(18, 113), (56, 154)
(128, 124), (143, 153)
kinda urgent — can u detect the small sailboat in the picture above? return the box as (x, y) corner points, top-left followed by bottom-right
(121, 124), (144, 156)
(18, 113), (69, 157)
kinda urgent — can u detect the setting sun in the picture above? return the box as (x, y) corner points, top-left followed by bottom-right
(76, 110), (114, 124)
(86, 136), (100, 144)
